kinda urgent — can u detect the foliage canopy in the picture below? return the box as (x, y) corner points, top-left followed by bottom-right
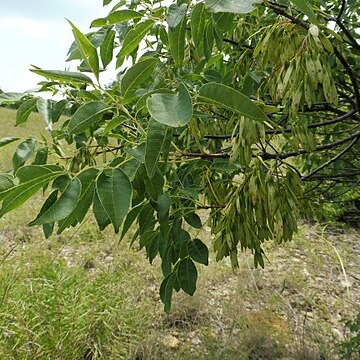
(0, 0), (359, 310)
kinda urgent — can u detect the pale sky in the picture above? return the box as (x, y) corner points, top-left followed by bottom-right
(0, 1), (117, 92)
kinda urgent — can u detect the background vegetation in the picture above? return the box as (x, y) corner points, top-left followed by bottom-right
(0, 0), (359, 357)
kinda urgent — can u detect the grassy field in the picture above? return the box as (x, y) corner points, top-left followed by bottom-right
(0, 108), (359, 359)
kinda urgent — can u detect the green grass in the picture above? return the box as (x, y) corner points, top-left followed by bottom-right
(0, 108), (51, 171)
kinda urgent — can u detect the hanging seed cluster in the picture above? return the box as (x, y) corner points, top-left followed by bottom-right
(211, 158), (302, 269)
(254, 21), (338, 115)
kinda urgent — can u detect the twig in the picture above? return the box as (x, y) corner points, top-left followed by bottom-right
(301, 135), (359, 180)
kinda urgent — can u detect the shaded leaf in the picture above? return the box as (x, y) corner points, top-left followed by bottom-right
(184, 212), (202, 229)
(57, 168), (98, 233)
(52, 100), (68, 123)
(100, 29), (116, 68)
(191, 3), (206, 48)
(29, 177), (81, 225)
(188, 239), (209, 265)
(168, 17), (186, 65)
(145, 119), (173, 178)
(93, 192), (111, 230)
(96, 168), (132, 233)
(177, 258), (198, 295)
(199, 82), (268, 121)
(160, 273), (175, 312)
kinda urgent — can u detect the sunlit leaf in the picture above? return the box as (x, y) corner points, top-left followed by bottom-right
(67, 20), (100, 80)
(147, 83), (193, 127)
(68, 101), (111, 134)
(205, 0), (262, 13)
(16, 98), (38, 126)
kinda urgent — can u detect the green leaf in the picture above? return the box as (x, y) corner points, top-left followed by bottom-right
(96, 168), (132, 233)
(203, 20), (214, 61)
(103, 116), (126, 135)
(100, 29), (116, 68)
(16, 98), (38, 126)
(188, 239), (209, 265)
(29, 177), (81, 225)
(151, 193), (171, 220)
(67, 20), (100, 80)
(36, 190), (58, 239)
(168, 17), (186, 66)
(160, 273), (175, 312)
(16, 165), (62, 183)
(167, 3), (187, 28)
(199, 83), (268, 121)
(116, 20), (154, 67)
(0, 172), (61, 217)
(52, 100), (68, 123)
(121, 57), (159, 98)
(13, 138), (37, 170)
(0, 137), (19, 148)
(37, 98), (52, 130)
(120, 202), (145, 240)
(30, 68), (93, 84)
(57, 168), (98, 233)
(91, 10), (143, 27)
(68, 101), (110, 134)
(290, 0), (317, 23)
(191, 3), (206, 48)
(177, 258), (198, 295)
(205, 0), (261, 13)
(0, 174), (14, 193)
(147, 83), (193, 127)
(0, 92), (24, 105)
(184, 212), (202, 229)
(93, 192), (111, 230)
(33, 147), (48, 165)
(145, 119), (173, 178)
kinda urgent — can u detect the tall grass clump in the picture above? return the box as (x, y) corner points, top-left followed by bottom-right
(0, 251), (156, 360)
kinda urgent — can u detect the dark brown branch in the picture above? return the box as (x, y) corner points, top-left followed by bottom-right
(174, 130), (360, 161)
(261, 130), (360, 160)
(336, 0), (347, 20)
(335, 21), (360, 52)
(266, 2), (308, 30)
(334, 48), (360, 111)
(201, 109), (358, 139)
(301, 135), (359, 180)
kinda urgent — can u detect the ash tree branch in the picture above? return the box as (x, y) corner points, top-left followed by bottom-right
(301, 135), (360, 180)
